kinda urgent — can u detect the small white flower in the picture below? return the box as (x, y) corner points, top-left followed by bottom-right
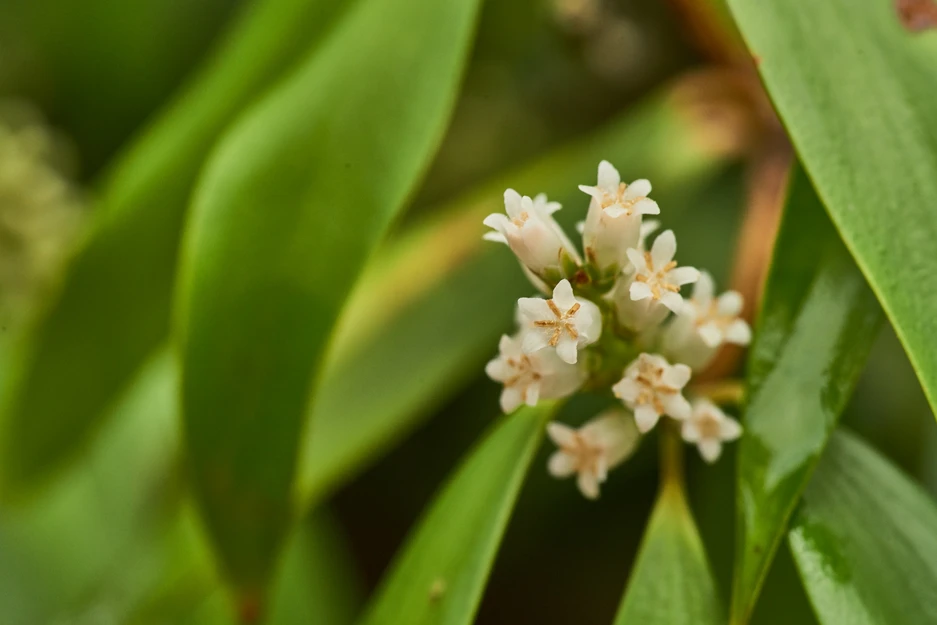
(579, 160), (660, 271)
(682, 399), (742, 463)
(485, 333), (584, 413)
(626, 229), (700, 313)
(661, 272), (752, 370)
(484, 190), (581, 276)
(517, 279), (602, 364)
(546, 410), (639, 499)
(612, 353), (692, 432)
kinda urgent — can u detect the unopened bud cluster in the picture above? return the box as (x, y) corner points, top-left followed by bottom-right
(484, 161), (749, 499)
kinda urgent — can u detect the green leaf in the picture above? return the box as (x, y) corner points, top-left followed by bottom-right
(613, 480), (723, 625)
(726, 0), (937, 413)
(298, 89), (736, 507)
(356, 403), (556, 625)
(789, 429), (937, 624)
(731, 165), (883, 624)
(0, 0), (351, 492)
(176, 0), (482, 596)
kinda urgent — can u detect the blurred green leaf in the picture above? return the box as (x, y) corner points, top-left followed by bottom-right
(731, 166), (882, 624)
(176, 0), (482, 597)
(299, 89), (737, 508)
(726, 0), (937, 413)
(613, 480), (723, 625)
(789, 429), (937, 624)
(356, 403), (556, 625)
(0, 352), (179, 625)
(0, 0), (351, 493)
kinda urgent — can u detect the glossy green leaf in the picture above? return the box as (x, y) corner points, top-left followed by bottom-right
(0, 0), (351, 492)
(613, 481), (723, 625)
(356, 403), (555, 625)
(789, 429), (937, 624)
(726, 0), (937, 412)
(731, 166), (883, 623)
(176, 0), (482, 595)
(298, 90), (736, 507)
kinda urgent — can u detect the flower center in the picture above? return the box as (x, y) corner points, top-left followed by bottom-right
(696, 413), (722, 438)
(503, 355), (541, 388)
(510, 211), (530, 228)
(694, 300), (734, 329)
(534, 299), (581, 346)
(632, 360), (679, 413)
(599, 182), (646, 214)
(634, 251), (679, 299)
(561, 434), (605, 473)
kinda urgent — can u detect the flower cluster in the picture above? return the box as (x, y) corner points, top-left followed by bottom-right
(485, 161), (748, 499)
(0, 102), (83, 324)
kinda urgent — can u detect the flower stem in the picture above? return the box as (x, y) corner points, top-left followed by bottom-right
(690, 378), (746, 407)
(659, 418), (685, 492)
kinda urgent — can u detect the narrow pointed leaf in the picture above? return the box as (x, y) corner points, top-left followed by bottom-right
(726, 0), (937, 413)
(789, 429), (937, 624)
(613, 481), (722, 625)
(298, 90), (735, 507)
(356, 404), (555, 625)
(0, 0), (351, 492)
(176, 0), (482, 595)
(731, 166), (882, 623)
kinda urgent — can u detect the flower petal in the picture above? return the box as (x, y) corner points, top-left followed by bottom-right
(547, 451), (577, 478)
(698, 322), (724, 348)
(552, 279), (577, 310)
(664, 363), (692, 388)
(597, 160), (620, 189)
(660, 290), (684, 313)
(625, 248), (647, 272)
(699, 439), (723, 463)
(667, 266), (701, 286)
(630, 281), (653, 301)
(693, 271), (715, 303)
(524, 380), (541, 406)
(725, 319), (752, 345)
(556, 337), (578, 364)
(681, 419), (702, 443)
(717, 290), (744, 316)
(482, 231), (507, 244)
(633, 197), (660, 215)
(547, 421), (578, 447)
(625, 178), (651, 198)
(720, 417), (743, 441)
(650, 229), (677, 268)
(521, 329), (550, 354)
(517, 296), (552, 321)
(634, 404), (660, 433)
(612, 378), (640, 402)
(503, 188), (523, 217)
(577, 470), (600, 500)
(661, 393), (691, 420)
(500, 387), (522, 413)
(578, 184), (602, 200)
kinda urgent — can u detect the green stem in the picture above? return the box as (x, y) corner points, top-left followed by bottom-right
(659, 419), (685, 493)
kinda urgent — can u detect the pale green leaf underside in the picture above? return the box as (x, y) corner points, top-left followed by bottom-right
(726, 0), (937, 414)
(731, 166), (882, 623)
(790, 429), (937, 625)
(176, 0), (482, 590)
(356, 404), (556, 625)
(614, 483), (723, 625)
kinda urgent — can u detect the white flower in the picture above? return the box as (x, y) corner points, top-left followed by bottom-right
(661, 272), (752, 370)
(546, 410), (639, 499)
(626, 229), (700, 313)
(682, 399), (742, 463)
(485, 333), (584, 413)
(579, 160), (660, 271)
(484, 190), (581, 276)
(517, 279), (602, 364)
(612, 353), (692, 432)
